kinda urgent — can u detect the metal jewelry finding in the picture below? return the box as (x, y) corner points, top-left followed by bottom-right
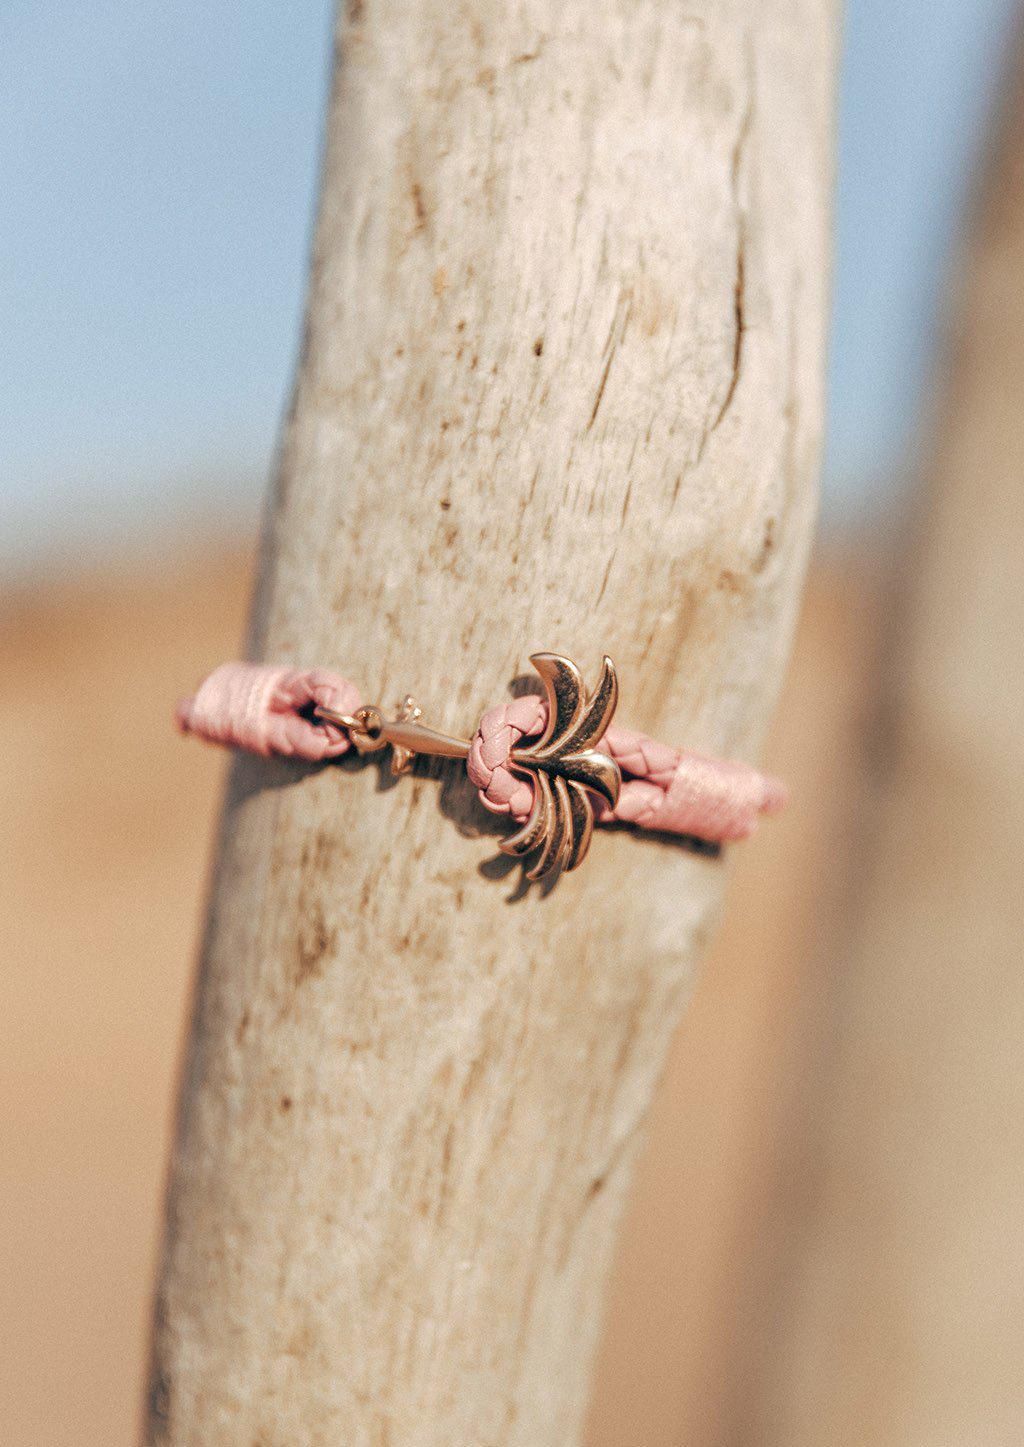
(314, 653), (622, 881)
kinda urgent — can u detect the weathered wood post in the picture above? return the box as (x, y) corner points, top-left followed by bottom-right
(147, 2), (837, 1440)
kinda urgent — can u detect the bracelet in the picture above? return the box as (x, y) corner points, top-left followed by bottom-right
(177, 652), (785, 882)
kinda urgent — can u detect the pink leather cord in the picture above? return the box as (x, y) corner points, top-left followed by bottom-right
(175, 663), (361, 761)
(466, 696), (785, 842)
(177, 663), (786, 844)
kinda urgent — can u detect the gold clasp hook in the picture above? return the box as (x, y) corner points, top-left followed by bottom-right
(314, 695), (473, 776)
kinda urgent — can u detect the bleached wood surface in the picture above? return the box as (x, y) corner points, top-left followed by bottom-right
(147, 2), (836, 1442)
(749, 31), (1024, 1447)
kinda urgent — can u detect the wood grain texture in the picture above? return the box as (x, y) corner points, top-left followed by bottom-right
(747, 30), (1024, 1447)
(147, 2), (836, 1441)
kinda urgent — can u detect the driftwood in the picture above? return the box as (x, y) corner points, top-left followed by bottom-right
(747, 27), (1024, 1447)
(147, 1), (836, 1441)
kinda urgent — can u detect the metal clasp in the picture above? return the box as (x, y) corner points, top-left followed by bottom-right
(314, 652), (622, 881)
(314, 696), (473, 776)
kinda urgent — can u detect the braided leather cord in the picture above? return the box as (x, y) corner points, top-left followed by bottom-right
(466, 701), (785, 842)
(176, 663), (361, 761)
(177, 664), (785, 843)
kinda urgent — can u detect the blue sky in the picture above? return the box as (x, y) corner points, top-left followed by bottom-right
(1, 0), (1019, 573)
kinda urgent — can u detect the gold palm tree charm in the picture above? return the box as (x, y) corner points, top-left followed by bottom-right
(314, 652), (622, 882)
(501, 653), (621, 880)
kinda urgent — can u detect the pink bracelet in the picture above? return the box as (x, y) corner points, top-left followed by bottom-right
(177, 651), (785, 881)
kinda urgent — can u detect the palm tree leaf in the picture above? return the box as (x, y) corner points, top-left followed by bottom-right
(524, 654), (584, 754)
(534, 654), (617, 761)
(526, 774), (573, 880)
(563, 780), (595, 871)
(558, 747), (620, 809)
(501, 767), (554, 858)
